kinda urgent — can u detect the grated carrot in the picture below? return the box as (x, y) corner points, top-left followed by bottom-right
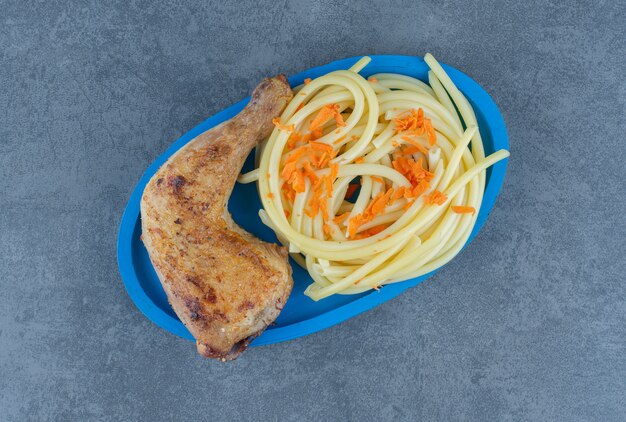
(319, 198), (329, 221)
(354, 157), (365, 164)
(393, 109), (425, 134)
(281, 161), (296, 181)
(333, 212), (351, 225)
(346, 188), (395, 239)
(272, 117), (294, 133)
(401, 136), (429, 154)
(304, 78), (312, 85)
(423, 118), (436, 145)
(294, 170), (306, 193)
(423, 190), (447, 205)
(311, 129), (324, 140)
(334, 112), (346, 128)
(324, 175), (333, 196)
(282, 182), (295, 203)
(302, 161), (319, 184)
(390, 186), (406, 204)
(368, 76), (378, 83)
(370, 175), (384, 184)
(401, 145), (422, 155)
(267, 192), (275, 199)
(287, 131), (302, 150)
(362, 224), (388, 236)
(348, 215), (363, 238)
(410, 180), (430, 198)
(392, 108), (437, 146)
(392, 156), (433, 193)
(451, 205), (475, 214)
(310, 104), (340, 131)
(309, 141), (334, 154)
(316, 152), (329, 168)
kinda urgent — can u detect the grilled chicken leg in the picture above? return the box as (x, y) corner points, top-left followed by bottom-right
(141, 76), (293, 360)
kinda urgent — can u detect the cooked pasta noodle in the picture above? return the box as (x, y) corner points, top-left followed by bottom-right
(238, 54), (510, 300)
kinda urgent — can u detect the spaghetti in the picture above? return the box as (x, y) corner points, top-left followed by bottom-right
(238, 54), (510, 301)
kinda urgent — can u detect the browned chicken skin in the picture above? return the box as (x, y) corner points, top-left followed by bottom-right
(140, 76), (294, 360)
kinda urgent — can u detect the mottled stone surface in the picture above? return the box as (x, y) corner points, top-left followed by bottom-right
(1, 1), (624, 420)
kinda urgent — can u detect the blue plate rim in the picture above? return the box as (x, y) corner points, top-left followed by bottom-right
(117, 54), (509, 346)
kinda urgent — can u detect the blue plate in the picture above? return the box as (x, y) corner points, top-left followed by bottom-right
(117, 55), (509, 346)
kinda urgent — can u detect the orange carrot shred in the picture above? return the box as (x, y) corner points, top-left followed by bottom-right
(287, 131), (302, 150)
(363, 224), (388, 236)
(424, 118), (437, 145)
(304, 78), (312, 85)
(392, 108), (437, 147)
(325, 175), (333, 196)
(334, 112), (346, 128)
(272, 117), (294, 132)
(348, 216), (361, 238)
(451, 205), (476, 214)
(368, 76), (378, 83)
(267, 192), (275, 199)
(371, 176), (384, 184)
(320, 199), (329, 221)
(401, 136), (429, 154)
(310, 104), (339, 131)
(333, 212), (351, 225)
(410, 180), (430, 198)
(354, 157), (365, 164)
(309, 141), (333, 154)
(293, 170), (306, 193)
(402, 145), (421, 155)
(390, 186), (405, 204)
(423, 190), (447, 205)
(311, 128), (324, 140)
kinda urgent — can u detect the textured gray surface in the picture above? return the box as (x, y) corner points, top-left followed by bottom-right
(1, 0), (625, 420)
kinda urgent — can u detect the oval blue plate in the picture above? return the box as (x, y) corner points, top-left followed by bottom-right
(117, 55), (509, 347)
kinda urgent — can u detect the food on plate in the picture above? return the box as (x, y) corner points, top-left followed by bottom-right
(141, 76), (294, 360)
(239, 54), (510, 300)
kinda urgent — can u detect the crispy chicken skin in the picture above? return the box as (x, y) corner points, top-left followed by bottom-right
(140, 76), (293, 360)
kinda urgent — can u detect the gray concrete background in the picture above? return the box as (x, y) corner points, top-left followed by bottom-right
(1, 0), (624, 420)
